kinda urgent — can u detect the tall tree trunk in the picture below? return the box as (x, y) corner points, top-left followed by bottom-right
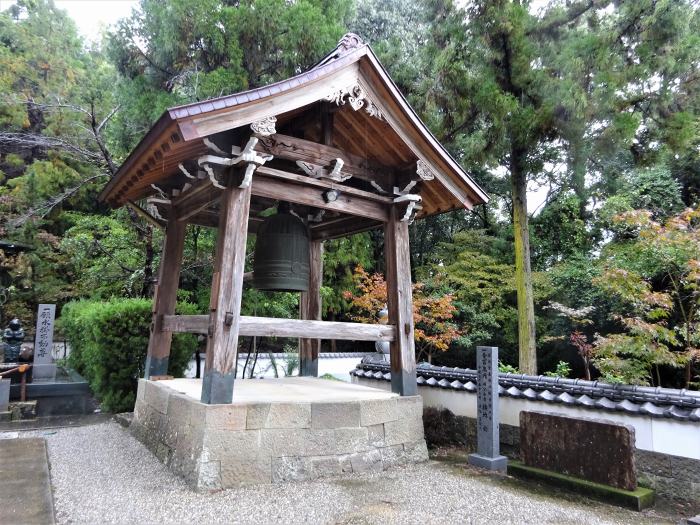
(567, 129), (588, 220)
(511, 146), (537, 374)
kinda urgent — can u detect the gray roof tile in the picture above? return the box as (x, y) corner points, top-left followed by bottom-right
(353, 357), (700, 422)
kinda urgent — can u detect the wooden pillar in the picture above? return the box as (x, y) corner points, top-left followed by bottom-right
(144, 216), (186, 378)
(384, 206), (417, 396)
(201, 182), (252, 404)
(299, 240), (323, 376)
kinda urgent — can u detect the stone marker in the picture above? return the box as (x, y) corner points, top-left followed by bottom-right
(0, 379), (9, 412)
(32, 304), (56, 381)
(468, 346), (507, 472)
(520, 411), (637, 490)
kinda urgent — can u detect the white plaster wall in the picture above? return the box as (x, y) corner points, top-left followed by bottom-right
(186, 356), (365, 381)
(353, 377), (700, 460)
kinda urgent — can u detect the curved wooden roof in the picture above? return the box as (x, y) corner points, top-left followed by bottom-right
(100, 34), (488, 216)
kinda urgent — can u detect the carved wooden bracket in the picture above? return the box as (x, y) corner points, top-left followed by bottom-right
(198, 137), (273, 189)
(393, 193), (422, 223)
(296, 158), (352, 183)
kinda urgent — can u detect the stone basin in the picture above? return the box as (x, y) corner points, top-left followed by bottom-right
(131, 377), (428, 490)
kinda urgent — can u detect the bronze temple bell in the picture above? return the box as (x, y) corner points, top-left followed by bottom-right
(253, 203), (310, 292)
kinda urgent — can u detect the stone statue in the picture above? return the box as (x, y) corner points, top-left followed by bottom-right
(3, 318), (25, 363)
(374, 307), (390, 360)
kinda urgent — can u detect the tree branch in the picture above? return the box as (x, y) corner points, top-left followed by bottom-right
(529, 0), (612, 36)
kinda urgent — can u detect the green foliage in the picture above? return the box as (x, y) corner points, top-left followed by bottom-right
(498, 361), (519, 374)
(60, 211), (161, 298)
(544, 361), (572, 378)
(627, 166), (684, 221)
(322, 232), (374, 318)
(61, 298), (197, 412)
(532, 195), (590, 269)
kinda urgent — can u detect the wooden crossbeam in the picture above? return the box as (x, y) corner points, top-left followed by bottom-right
(254, 133), (393, 187)
(162, 314), (396, 341)
(170, 179), (219, 221)
(310, 215), (382, 240)
(253, 167), (390, 222)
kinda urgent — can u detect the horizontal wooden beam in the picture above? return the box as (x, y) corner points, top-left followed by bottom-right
(171, 179), (220, 222)
(310, 216), (382, 240)
(256, 166), (393, 204)
(253, 168), (389, 222)
(255, 133), (393, 187)
(162, 314), (396, 341)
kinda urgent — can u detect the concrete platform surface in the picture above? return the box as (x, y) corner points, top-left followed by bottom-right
(0, 437), (55, 524)
(160, 376), (398, 403)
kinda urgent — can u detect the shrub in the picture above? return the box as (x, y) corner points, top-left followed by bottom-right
(60, 298), (198, 412)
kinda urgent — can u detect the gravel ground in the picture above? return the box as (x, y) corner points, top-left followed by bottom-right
(19, 422), (672, 524)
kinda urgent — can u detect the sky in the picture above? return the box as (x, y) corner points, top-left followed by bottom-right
(56, 0), (137, 41)
(0, 0), (138, 41)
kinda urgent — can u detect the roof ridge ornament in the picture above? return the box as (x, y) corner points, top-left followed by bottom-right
(337, 33), (365, 53)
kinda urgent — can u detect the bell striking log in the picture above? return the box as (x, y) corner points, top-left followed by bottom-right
(253, 203), (310, 292)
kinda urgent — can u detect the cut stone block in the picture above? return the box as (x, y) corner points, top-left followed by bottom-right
(197, 460), (222, 491)
(384, 416), (424, 446)
(349, 449), (383, 473)
(404, 439), (429, 462)
(265, 402), (311, 429)
(246, 403), (271, 429)
(136, 378), (146, 401)
(367, 423), (385, 447)
(145, 380), (170, 414)
(360, 398), (399, 427)
(379, 444), (405, 467)
(203, 429), (261, 458)
(221, 457), (271, 486)
(131, 378), (428, 491)
(397, 396), (423, 419)
(312, 401), (361, 429)
(204, 404), (247, 431)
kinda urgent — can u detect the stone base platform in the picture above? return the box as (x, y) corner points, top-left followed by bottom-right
(131, 377), (428, 491)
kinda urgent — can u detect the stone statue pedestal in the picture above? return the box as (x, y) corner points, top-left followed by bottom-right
(32, 364), (57, 382)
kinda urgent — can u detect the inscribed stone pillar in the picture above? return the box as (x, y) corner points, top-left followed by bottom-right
(468, 346), (507, 472)
(32, 304), (56, 381)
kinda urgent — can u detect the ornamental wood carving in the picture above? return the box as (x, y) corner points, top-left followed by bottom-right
(325, 84), (384, 121)
(250, 116), (277, 137)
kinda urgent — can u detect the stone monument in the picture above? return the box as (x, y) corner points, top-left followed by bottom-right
(2, 318), (25, 363)
(0, 377), (9, 412)
(32, 304), (56, 381)
(468, 346), (507, 472)
(374, 307), (390, 361)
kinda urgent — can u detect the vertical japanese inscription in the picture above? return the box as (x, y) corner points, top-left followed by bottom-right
(468, 345), (507, 472)
(34, 304), (56, 364)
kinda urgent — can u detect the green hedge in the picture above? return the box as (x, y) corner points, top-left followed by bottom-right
(61, 298), (198, 412)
